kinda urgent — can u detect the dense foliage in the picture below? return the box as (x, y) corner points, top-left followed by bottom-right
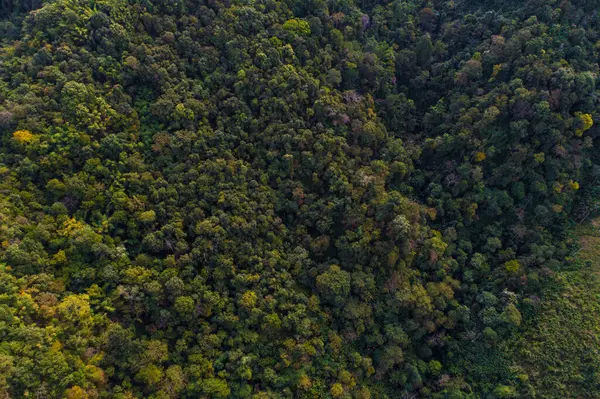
(1, 0), (600, 397)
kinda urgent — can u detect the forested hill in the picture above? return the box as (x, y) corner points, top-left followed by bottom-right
(1, 0), (599, 398)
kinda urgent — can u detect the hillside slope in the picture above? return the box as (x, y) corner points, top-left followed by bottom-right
(1, 0), (600, 398)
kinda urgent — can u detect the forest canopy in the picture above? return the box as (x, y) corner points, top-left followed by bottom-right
(1, 0), (600, 397)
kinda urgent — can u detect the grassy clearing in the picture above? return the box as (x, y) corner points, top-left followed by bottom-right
(506, 218), (600, 398)
(510, 272), (600, 398)
(572, 218), (600, 273)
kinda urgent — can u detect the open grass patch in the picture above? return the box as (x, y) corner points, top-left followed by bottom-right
(572, 218), (600, 273)
(506, 220), (600, 398)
